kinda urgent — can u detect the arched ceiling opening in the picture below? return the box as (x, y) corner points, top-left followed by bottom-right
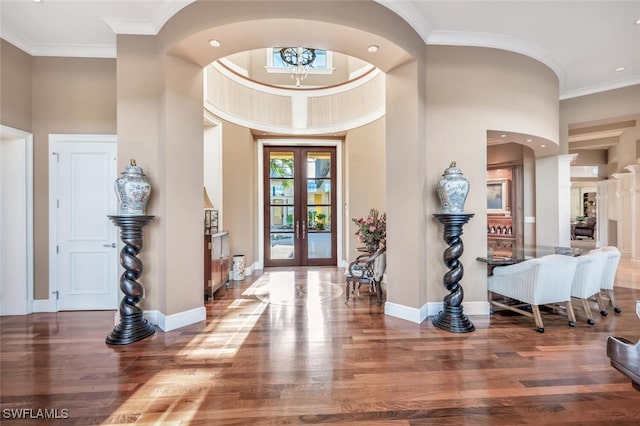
(167, 19), (414, 73)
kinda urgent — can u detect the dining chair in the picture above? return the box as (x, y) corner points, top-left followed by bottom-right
(589, 246), (622, 315)
(345, 246), (386, 305)
(487, 254), (578, 333)
(570, 251), (607, 325)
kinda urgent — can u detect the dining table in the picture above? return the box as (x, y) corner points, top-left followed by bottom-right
(476, 245), (583, 271)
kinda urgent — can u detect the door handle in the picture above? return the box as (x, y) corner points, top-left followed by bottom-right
(103, 243), (116, 248)
(296, 220), (300, 239)
(302, 220), (306, 239)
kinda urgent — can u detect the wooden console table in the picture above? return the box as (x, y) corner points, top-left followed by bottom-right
(205, 231), (230, 300)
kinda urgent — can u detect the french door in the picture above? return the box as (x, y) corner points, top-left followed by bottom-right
(264, 146), (337, 267)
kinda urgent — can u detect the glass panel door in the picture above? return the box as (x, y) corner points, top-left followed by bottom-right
(267, 151), (297, 264)
(264, 146), (336, 267)
(305, 151), (334, 263)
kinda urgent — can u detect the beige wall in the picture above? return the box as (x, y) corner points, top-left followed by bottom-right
(163, 54), (207, 315)
(345, 117), (386, 261)
(117, 35), (207, 316)
(8, 0), (637, 325)
(220, 120), (255, 265)
(1, 40), (32, 132)
(425, 46), (559, 305)
(560, 85), (640, 171)
(570, 149), (607, 166)
(30, 56), (116, 299)
(386, 59), (427, 309)
(487, 143), (525, 165)
(116, 35), (165, 311)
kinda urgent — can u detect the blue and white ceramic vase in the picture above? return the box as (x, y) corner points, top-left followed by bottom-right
(115, 159), (151, 215)
(436, 161), (469, 214)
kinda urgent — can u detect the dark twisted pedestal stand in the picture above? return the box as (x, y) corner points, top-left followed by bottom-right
(432, 213), (475, 333)
(106, 215), (156, 345)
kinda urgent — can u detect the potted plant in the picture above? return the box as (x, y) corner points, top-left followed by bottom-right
(352, 208), (386, 252)
(316, 213), (326, 230)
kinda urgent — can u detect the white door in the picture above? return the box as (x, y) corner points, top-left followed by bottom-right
(0, 127), (33, 316)
(50, 135), (118, 311)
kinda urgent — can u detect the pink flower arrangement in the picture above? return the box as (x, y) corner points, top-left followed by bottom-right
(352, 208), (386, 249)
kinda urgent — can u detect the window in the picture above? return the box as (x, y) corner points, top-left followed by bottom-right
(265, 48), (334, 75)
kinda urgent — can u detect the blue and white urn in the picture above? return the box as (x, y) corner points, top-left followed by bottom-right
(436, 161), (469, 214)
(115, 159), (151, 215)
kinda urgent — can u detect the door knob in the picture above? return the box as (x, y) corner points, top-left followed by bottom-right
(103, 243), (116, 248)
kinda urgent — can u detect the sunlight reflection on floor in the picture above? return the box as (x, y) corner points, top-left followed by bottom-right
(247, 270), (343, 305)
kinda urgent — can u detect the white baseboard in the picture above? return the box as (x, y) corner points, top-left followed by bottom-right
(32, 298), (56, 313)
(384, 300), (490, 324)
(144, 306), (206, 332)
(460, 301), (491, 316)
(384, 301), (429, 324)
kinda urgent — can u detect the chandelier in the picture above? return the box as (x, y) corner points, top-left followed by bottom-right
(279, 47), (316, 87)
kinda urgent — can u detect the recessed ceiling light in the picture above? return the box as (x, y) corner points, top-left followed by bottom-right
(635, 18), (640, 25)
(208, 39), (221, 48)
(540, 144), (546, 148)
(500, 134), (507, 138)
(526, 139), (532, 142)
(615, 66), (625, 72)
(33, 0), (43, 2)
(367, 45), (379, 53)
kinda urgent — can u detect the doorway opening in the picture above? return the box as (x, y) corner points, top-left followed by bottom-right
(258, 139), (343, 269)
(263, 145), (337, 267)
(0, 125), (33, 315)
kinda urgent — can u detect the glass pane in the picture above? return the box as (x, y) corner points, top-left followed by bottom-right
(307, 206), (331, 231)
(270, 152), (294, 178)
(270, 233), (295, 260)
(270, 206), (295, 232)
(270, 178), (294, 204)
(273, 48), (328, 70)
(307, 233), (331, 259)
(306, 152), (331, 178)
(307, 179), (331, 204)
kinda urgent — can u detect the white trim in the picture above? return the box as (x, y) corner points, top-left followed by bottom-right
(101, 18), (156, 36)
(0, 125), (34, 315)
(373, 0), (433, 44)
(203, 111), (224, 229)
(205, 63), (385, 135)
(264, 67), (335, 75)
(384, 301), (490, 324)
(257, 139), (343, 269)
(460, 301), (491, 316)
(30, 43), (116, 59)
(145, 306), (206, 332)
(384, 301), (429, 324)
(218, 58), (249, 77)
(205, 99), (384, 136)
(32, 298), (57, 313)
(48, 134), (117, 312)
(560, 75), (640, 100)
(211, 61), (382, 97)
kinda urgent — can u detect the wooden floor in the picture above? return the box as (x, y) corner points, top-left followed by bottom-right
(2, 264), (640, 425)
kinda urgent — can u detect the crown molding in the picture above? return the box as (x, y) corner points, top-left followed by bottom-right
(101, 18), (157, 36)
(560, 75), (640, 100)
